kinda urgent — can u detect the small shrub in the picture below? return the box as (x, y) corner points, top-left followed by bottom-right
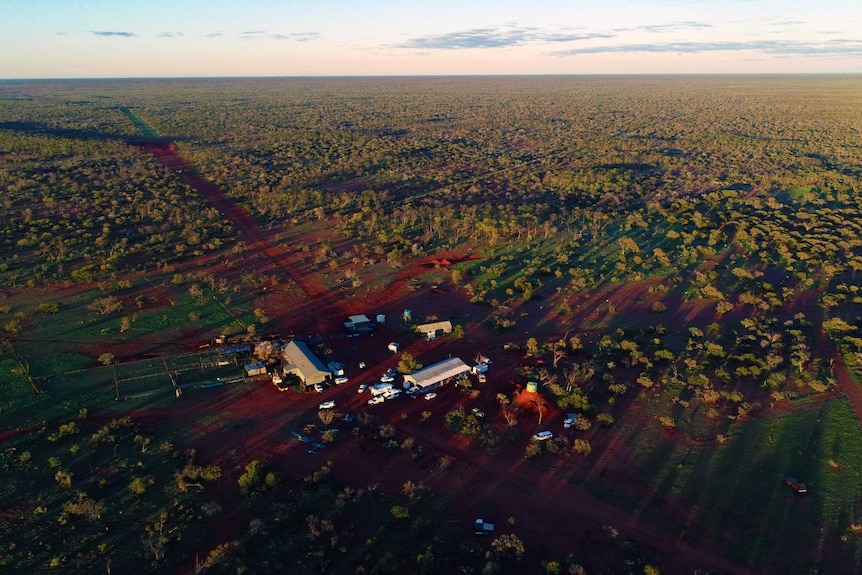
(128, 476), (151, 496)
(390, 505), (410, 519)
(596, 412), (614, 426)
(572, 439), (592, 455)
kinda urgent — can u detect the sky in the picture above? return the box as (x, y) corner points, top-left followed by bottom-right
(1, 0), (860, 78)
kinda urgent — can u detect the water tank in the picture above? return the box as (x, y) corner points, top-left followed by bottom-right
(526, 381), (538, 393)
(376, 314), (386, 324)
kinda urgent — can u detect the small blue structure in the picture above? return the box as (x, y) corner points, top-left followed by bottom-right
(245, 362), (266, 376)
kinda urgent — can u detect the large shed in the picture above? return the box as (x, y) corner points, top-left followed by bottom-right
(415, 320), (453, 340)
(403, 357), (470, 391)
(281, 341), (330, 387)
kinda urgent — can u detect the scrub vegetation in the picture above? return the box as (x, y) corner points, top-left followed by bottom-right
(1, 75), (861, 574)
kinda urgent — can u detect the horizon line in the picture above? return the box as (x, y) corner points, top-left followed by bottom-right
(3, 72), (862, 82)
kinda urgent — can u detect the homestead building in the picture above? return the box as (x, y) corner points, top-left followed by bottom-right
(281, 341), (330, 387)
(415, 320), (453, 340)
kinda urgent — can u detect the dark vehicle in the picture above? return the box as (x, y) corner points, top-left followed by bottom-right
(784, 475), (808, 493)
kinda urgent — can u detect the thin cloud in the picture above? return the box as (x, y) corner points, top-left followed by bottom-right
(92, 31), (136, 38)
(203, 31), (223, 38)
(399, 27), (614, 50)
(634, 21), (712, 33)
(554, 39), (862, 57)
(270, 32), (320, 42)
(157, 32), (183, 38)
(241, 30), (265, 39)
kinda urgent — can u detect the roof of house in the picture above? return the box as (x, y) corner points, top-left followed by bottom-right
(403, 357), (470, 388)
(281, 341), (329, 381)
(415, 320), (453, 333)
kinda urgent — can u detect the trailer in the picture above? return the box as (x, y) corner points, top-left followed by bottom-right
(370, 383), (394, 396)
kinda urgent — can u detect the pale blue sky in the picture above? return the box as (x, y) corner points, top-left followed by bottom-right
(1, 0), (860, 78)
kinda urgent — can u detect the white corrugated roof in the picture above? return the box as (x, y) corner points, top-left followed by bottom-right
(404, 357), (470, 388)
(282, 341), (329, 381)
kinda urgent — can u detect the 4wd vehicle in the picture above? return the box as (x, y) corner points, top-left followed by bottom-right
(380, 374), (396, 383)
(531, 431), (553, 441)
(334, 376), (349, 385)
(357, 384), (368, 394)
(368, 395), (385, 405)
(563, 413), (579, 429)
(318, 400), (335, 410)
(424, 392), (437, 400)
(313, 383), (324, 393)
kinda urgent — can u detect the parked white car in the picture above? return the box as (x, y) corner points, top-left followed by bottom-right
(563, 414), (578, 429)
(318, 400), (335, 410)
(313, 383), (324, 393)
(531, 431), (553, 441)
(357, 384), (368, 394)
(380, 374), (396, 383)
(334, 376), (349, 385)
(367, 395), (385, 405)
(424, 392), (437, 400)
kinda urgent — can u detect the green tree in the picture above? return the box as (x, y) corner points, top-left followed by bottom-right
(129, 476), (150, 496)
(491, 533), (526, 561)
(238, 459), (265, 493)
(399, 352), (422, 373)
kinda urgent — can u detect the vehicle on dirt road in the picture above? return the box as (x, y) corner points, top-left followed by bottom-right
(532, 431), (553, 441)
(424, 392), (437, 400)
(368, 395), (385, 405)
(318, 400), (335, 410)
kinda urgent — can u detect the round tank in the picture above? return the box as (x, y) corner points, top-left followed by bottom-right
(526, 381), (538, 393)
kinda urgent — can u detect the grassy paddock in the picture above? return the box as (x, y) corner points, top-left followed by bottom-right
(593, 396), (862, 571)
